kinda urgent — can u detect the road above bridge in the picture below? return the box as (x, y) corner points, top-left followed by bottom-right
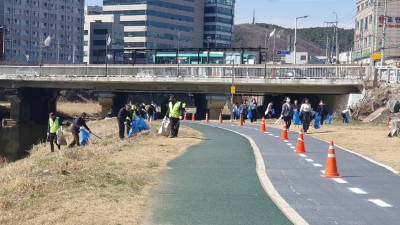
(0, 64), (367, 94)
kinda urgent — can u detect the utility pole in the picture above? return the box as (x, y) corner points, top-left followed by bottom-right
(324, 20), (338, 63)
(333, 12), (339, 64)
(381, 0), (388, 66)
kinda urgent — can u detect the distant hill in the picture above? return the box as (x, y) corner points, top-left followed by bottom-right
(233, 23), (354, 60)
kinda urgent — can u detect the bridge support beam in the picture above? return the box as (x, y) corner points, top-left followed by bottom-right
(98, 92), (116, 118)
(5, 88), (58, 124)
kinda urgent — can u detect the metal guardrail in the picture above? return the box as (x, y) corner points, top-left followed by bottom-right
(376, 67), (400, 84)
(0, 64), (366, 80)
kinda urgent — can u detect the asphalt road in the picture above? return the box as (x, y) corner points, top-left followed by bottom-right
(143, 121), (400, 225)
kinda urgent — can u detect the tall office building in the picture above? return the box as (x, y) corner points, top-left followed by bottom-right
(0, 0), (84, 64)
(84, 6), (124, 64)
(354, 0), (400, 64)
(103, 0), (235, 64)
(203, 0), (235, 48)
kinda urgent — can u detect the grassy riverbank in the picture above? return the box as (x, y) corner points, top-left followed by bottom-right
(0, 119), (202, 224)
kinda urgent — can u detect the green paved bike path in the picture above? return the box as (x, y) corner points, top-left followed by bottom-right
(143, 123), (292, 225)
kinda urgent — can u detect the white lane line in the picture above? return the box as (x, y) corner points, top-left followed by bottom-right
(269, 133), (274, 136)
(348, 188), (368, 195)
(274, 136), (279, 138)
(284, 140), (289, 143)
(368, 199), (392, 207)
(298, 154), (307, 158)
(305, 158), (314, 162)
(313, 163), (322, 167)
(332, 178), (348, 184)
(290, 146), (295, 149)
(286, 143), (293, 146)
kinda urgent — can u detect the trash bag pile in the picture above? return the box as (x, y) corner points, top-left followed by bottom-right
(128, 116), (150, 137)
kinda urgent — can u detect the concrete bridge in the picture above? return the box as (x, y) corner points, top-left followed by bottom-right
(0, 64), (371, 123)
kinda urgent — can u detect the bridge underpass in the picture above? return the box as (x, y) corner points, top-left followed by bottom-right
(0, 64), (368, 123)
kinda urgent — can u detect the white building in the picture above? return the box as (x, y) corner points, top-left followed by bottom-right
(354, 0), (400, 65)
(0, 0), (84, 64)
(285, 52), (318, 64)
(84, 8), (124, 64)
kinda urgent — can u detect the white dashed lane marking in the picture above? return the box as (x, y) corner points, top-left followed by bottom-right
(305, 158), (314, 162)
(348, 188), (368, 194)
(368, 199), (392, 207)
(313, 163), (322, 167)
(332, 178), (348, 184)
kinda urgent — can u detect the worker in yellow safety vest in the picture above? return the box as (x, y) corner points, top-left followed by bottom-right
(165, 95), (183, 138)
(47, 112), (62, 152)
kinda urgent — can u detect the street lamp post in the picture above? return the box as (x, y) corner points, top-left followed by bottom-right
(206, 36), (211, 64)
(177, 31), (180, 76)
(294, 15), (308, 64)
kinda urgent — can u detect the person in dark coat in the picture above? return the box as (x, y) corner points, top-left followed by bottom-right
(117, 104), (133, 140)
(68, 112), (91, 147)
(316, 100), (328, 125)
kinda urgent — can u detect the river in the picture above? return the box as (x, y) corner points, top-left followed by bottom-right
(0, 123), (47, 162)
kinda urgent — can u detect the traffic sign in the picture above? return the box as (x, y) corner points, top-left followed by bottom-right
(276, 50), (291, 55)
(230, 85), (236, 94)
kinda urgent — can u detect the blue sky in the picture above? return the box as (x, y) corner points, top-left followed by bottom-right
(85, 0), (356, 29)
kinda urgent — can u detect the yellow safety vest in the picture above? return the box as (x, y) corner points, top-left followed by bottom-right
(169, 101), (181, 118)
(49, 117), (60, 133)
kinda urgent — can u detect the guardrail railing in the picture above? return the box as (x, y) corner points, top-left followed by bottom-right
(0, 64), (366, 80)
(376, 67), (400, 84)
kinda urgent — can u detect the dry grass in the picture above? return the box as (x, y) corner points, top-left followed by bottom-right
(0, 119), (203, 225)
(266, 119), (400, 173)
(56, 101), (101, 118)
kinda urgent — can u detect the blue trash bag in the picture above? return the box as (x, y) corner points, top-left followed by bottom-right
(271, 109), (275, 115)
(247, 109), (253, 120)
(293, 110), (302, 125)
(325, 114), (333, 124)
(135, 116), (150, 131)
(79, 127), (90, 146)
(128, 121), (140, 137)
(345, 115), (350, 123)
(314, 113), (321, 129)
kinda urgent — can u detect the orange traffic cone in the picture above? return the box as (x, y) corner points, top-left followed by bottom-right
(295, 128), (306, 153)
(218, 113), (223, 124)
(183, 113), (187, 121)
(238, 114), (243, 127)
(205, 113), (209, 123)
(260, 116), (266, 132)
(192, 113), (196, 121)
(280, 122), (289, 140)
(321, 141), (341, 178)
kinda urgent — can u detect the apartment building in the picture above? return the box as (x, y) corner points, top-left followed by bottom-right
(84, 6), (124, 64)
(0, 0), (85, 64)
(354, 0), (400, 64)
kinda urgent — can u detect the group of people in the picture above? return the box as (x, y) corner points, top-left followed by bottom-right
(276, 97), (328, 133)
(47, 112), (91, 152)
(117, 95), (184, 139)
(232, 99), (259, 123)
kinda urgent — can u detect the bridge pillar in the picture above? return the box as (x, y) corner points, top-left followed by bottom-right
(193, 94), (227, 120)
(207, 95), (228, 120)
(193, 94), (207, 120)
(5, 88), (57, 124)
(98, 92), (116, 118)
